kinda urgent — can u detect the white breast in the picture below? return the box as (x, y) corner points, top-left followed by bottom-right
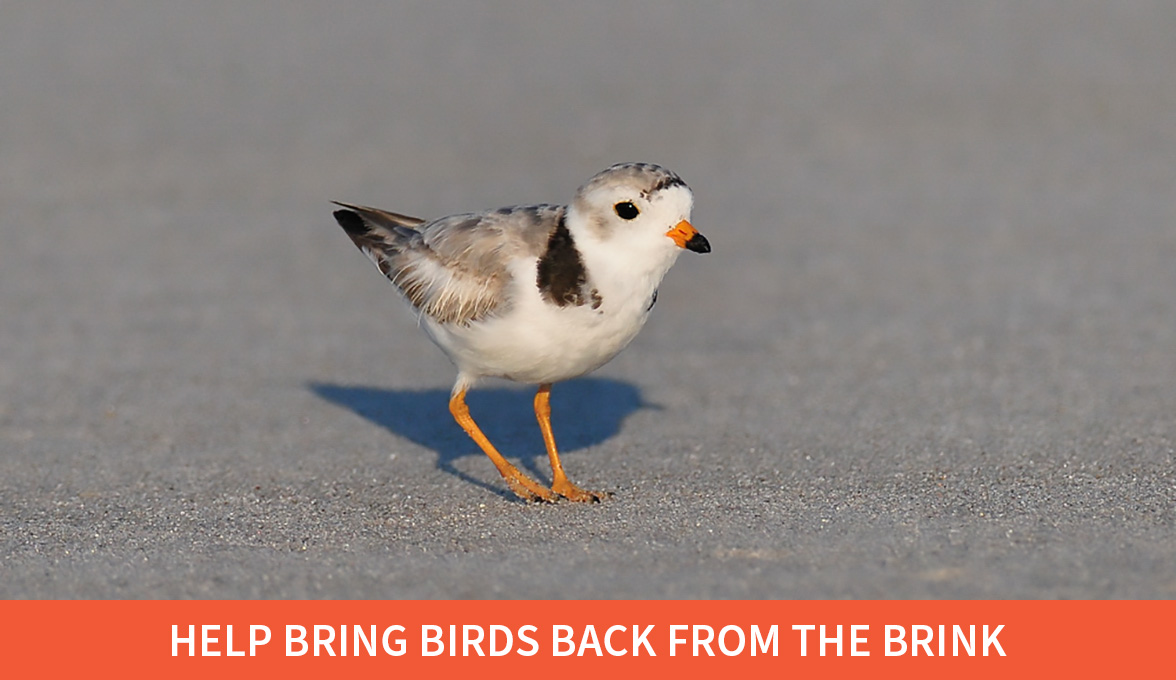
(424, 251), (669, 385)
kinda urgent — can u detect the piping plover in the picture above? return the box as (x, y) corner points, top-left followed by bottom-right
(333, 162), (710, 502)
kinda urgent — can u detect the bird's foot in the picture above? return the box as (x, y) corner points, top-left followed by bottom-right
(552, 479), (611, 503)
(504, 473), (558, 503)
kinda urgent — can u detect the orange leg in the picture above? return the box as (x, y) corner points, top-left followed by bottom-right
(535, 383), (607, 502)
(450, 389), (556, 502)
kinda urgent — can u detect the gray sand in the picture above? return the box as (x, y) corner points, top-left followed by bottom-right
(2, 2), (1173, 598)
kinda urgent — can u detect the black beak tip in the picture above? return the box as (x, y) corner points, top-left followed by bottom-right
(685, 233), (711, 254)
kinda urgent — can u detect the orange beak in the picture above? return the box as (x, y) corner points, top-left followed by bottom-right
(665, 220), (711, 253)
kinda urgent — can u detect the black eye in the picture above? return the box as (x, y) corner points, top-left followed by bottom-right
(614, 201), (640, 220)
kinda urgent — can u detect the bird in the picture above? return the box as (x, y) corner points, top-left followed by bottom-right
(332, 162), (710, 502)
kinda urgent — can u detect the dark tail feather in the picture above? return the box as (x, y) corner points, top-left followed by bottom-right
(333, 208), (372, 241)
(332, 203), (425, 278)
(331, 201), (426, 232)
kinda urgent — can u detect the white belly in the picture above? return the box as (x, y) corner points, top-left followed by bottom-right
(423, 258), (659, 384)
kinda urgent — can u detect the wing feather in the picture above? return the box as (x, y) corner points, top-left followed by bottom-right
(333, 202), (561, 325)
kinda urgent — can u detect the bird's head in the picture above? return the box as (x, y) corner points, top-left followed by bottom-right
(568, 163), (710, 263)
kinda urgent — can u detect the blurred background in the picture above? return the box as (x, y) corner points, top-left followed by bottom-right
(2, 1), (1173, 597)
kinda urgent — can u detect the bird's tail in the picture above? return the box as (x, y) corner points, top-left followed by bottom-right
(331, 202), (426, 279)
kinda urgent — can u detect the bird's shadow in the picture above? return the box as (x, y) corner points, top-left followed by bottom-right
(308, 377), (653, 500)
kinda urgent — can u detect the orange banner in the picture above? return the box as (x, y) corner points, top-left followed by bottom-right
(1, 600), (1170, 678)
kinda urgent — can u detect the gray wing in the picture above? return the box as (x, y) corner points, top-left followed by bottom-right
(332, 202), (561, 325)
